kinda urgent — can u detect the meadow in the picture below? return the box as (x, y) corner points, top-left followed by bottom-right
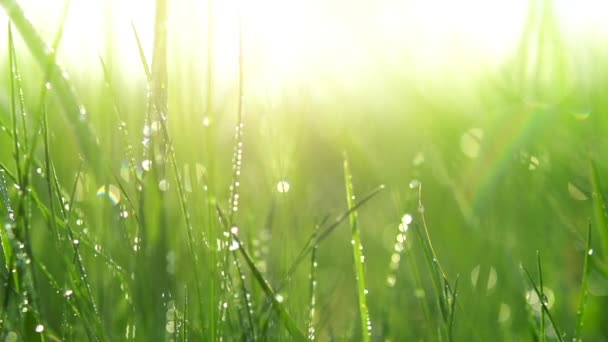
(1, 0), (608, 340)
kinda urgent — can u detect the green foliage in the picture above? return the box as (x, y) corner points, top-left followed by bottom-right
(0, 0), (607, 340)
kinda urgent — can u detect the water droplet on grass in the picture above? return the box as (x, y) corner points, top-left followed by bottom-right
(276, 180), (290, 193)
(142, 160), (152, 171)
(525, 287), (555, 312)
(275, 294), (284, 303)
(78, 105), (87, 121)
(64, 289), (73, 297)
(35, 324), (44, 333)
(386, 275), (396, 287)
(229, 239), (240, 251)
(158, 180), (169, 192)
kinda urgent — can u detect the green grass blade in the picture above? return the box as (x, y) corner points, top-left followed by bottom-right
(343, 152), (372, 342)
(537, 251), (546, 342)
(232, 233), (306, 341)
(575, 222), (592, 340)
(589, 158), (608, 260)
(307, 242), (319, 340)
(522, 261), (564, 342)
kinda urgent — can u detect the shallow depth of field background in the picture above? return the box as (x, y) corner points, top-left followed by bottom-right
(1, 0), (608, 340)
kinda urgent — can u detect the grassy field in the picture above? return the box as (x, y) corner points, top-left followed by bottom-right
(1, 0), (608, 340)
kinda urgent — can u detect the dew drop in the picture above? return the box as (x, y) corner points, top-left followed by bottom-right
(386, 275), (396, 287)
(158, 179), (169, 192)
(276, 180), (290, 193)
(64, 289), (73, 297)
(142, 160), (152, 172)
(229, 239), (240, 251)
(409, 179), (420, 189)
(275, 294), (284, 303)
(35, 324), (44, 333)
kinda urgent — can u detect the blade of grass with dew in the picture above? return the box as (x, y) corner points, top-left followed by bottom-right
(233, 250), (256, 339)
(589, 158), (608, 260)
(99, 55), (141, 199)
(283, 185), (385, 289)
(6, 24), (47, 336)
(307, 240), (319, 340)
(231, 232), (307, 341)
(575, 222), (592, 341)
(448, 275), (459, 339)
(182, 285), (188, 342)
(343, 153), (372, 342)
(50, 160), (105, 339)
(0, 0), (101, 166)
(522, 257), (564, 342)
(537, 251), (546, 342)
(256, 186), (384, 330)
(133, 18), (207, 338)
(257, 185), (385, 330)
(412, 182), (453, 338)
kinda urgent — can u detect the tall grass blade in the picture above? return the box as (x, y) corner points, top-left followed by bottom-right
(343, 152), (372, 342)
(307, 242), (319, 340)
(537, 251), (546, 342)
(589, 158), (608, 260)
(522, 260), (564, 342)
(575, 222), (592, 341)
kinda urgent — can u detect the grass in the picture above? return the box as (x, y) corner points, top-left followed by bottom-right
(1, 0), (608, 340)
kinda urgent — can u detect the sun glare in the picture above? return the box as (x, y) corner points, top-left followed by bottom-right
(0, 0), (606, 86)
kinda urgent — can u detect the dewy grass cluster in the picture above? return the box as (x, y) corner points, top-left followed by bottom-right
(1, 0), (608, 340)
